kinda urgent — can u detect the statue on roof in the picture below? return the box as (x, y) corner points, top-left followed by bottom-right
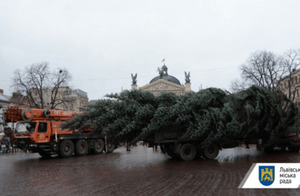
(157, 59), (168, 78)
(185, 71), (191, 83)
(131, 73), (137, 85)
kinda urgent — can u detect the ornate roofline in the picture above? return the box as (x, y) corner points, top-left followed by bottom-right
(140, 79), (185, 91)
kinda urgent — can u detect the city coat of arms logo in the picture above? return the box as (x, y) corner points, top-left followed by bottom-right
(259, 166), (275, 186)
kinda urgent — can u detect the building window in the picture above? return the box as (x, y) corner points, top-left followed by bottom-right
(64, 90), (70, 95)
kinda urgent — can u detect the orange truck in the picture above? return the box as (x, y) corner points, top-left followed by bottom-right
(4, 106), (114, 158)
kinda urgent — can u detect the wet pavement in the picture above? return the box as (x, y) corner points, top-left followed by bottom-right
(1, 145), (300, 196)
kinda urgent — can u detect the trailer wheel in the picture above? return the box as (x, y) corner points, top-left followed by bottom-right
(38, 152), (51, 158)
(93, 139), (104, 154)
(106, 143), (115, 153)
(166, 146), (180, 159)
(161, 144), (179, 159)
(180, 143), (197, 161)
(288, 146), (300, 153)
(203, 144), (219, 159)
(167, 150), (180, 159)
(59, 140), (74, 158)
(264, 146), (274, 154)
(75, 139), (88, 156)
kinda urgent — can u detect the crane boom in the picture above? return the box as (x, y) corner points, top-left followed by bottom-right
(4, 106), (81, 122)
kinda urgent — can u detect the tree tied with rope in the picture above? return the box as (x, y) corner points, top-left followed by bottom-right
(62, 86), (297, 148)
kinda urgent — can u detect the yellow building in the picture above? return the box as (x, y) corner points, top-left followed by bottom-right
(131, 64), (192, 96)
(30, 87), (88, 111)
(278, 69), (300, 107)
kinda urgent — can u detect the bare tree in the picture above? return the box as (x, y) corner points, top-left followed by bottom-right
(12, 62), (73, 109)
(239, 50), (284, 91)
(278, 49), (300, 100)
(232, 49), (300, 99)
(230, 79), (249, 93)
(49, 68), (72, 109)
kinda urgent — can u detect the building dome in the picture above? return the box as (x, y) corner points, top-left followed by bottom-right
(133, 62), (192, 96)
(149, 65), (181, 85)
(150, 75), (181, 85)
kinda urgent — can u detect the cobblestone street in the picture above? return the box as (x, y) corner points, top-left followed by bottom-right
(1, 145), (300, 196)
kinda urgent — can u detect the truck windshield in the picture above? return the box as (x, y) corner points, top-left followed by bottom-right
(15, 122), (36, 134)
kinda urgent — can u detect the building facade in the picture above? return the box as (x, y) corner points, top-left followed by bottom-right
(0, 87), (88, 111)
(278, 69), (300, 107)
(131, 64), (192, 96)
(71, 89), (89, 111)
(0, 89), (10, 107)
(29, 86), (89, 111)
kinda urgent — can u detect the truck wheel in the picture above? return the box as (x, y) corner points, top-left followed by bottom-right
(106, 143), (115, 153)
(288, 146), (300, 153)
(203, 144), (219, 159)
(167, 150), (180, 159)
(180, 143), (197, 161)
(21, 108), (34, 122)
(59, 140), (74, 158)
(160, 145), (167, 153)
(93, 139), (104, 154)
(264, 146), (274, 154)
(162, 144), (179, 159)
(38, 152), (51, 158)
(75, 139), (88, 156)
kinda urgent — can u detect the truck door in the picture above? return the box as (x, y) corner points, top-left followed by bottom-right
(35, 122), (51, 143)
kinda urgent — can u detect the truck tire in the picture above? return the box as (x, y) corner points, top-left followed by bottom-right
(161, 144), (179, 159)
(167, 150), (180, 159)
(264, 146), (274, 154)
(288, 145), (300, 153)
(21, 108), (34, 122)
(43, 109), (50, 117)
(180, 143), (197, 161)
(203, 144), (219, 159)
(59, 140), (74, 158)
(38, 152), (51, 158)
(93, 139), (104, 154)
(106, 143), (115, 153)
(75, 139), (88, 156)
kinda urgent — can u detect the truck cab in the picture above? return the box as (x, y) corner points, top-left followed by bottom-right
(14, 121), (51, 151)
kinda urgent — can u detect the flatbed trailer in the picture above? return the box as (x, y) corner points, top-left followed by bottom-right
(144, 124), (300, 161)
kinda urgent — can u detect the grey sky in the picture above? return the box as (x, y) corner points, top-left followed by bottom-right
(1, 0), (300, 100)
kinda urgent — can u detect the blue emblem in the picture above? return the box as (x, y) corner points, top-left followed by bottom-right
(259, 166), (275, 186)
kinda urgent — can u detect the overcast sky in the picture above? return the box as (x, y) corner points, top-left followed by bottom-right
(1, 0), (300, 100)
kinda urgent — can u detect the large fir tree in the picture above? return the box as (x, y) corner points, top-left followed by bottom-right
(62, 86), (297, 147)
